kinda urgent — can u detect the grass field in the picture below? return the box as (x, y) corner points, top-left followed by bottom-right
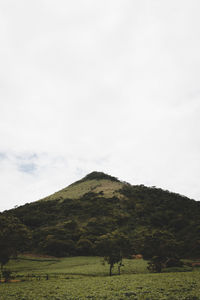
(40, 179), (124, 202)
(0, 256), (200, 299)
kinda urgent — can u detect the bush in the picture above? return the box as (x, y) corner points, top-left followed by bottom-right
(2, 270), (12, 282)
(76, 239), (94, 256)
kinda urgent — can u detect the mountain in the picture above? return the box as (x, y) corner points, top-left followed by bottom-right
(3, 171), (200, 258)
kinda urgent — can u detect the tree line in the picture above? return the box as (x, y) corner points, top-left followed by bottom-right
(0, 213), (183, 276)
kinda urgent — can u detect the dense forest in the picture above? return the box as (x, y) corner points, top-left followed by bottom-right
(1, 172), (200, 272)
(3, 172), (200, 257)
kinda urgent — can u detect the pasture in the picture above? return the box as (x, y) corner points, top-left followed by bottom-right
(0, 256), (200, 299)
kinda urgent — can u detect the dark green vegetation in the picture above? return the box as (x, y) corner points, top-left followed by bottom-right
(0, 255), (200, 299)
(0, 215), (30, 270)
(1, 171), (200, 274)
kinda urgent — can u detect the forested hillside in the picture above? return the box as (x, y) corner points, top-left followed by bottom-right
(3, 172), (200, 259)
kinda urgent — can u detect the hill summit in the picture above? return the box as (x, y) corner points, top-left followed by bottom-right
(4, 171), (200, 258)
(40, 171), (124, 202)
(72, 171), (120, 183)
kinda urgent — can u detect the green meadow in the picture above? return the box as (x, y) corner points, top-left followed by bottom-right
(1, 256), (200, 299)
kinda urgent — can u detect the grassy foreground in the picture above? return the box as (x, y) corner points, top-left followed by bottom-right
(0, 256), (200, 299)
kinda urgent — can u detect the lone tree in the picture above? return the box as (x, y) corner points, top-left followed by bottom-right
(0, 215), (31, 270)
(136, 229), (182, 273)
(96, 231), (131, 276)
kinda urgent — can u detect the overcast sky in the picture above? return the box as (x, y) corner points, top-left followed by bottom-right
(0, 0), (200, 211)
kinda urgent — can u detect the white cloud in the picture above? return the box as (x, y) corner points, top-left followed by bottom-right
(1, 0), (200, 211)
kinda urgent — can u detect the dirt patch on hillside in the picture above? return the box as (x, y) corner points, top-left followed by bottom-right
(22, 253), (59, 260)
(0, 279), (21, 283)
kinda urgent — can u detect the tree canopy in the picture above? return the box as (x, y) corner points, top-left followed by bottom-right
(0, 215), (31, 270)
(134, 229), (182, 272)
(95, 231), (131, 276)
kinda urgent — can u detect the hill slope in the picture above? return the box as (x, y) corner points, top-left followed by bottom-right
(4, 171), (200, 258)
(40, 172), (124, 202)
